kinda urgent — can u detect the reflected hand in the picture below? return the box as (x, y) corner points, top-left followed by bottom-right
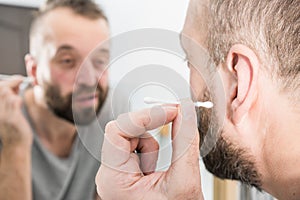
(0, 76), (33, 149)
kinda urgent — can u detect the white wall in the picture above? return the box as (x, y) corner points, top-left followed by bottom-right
(98, 0), (188, 34)
(0, 0), (188, 32)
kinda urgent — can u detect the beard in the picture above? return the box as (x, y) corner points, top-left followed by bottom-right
(44, 82), (108, 126)
(197, 89), (262, 189)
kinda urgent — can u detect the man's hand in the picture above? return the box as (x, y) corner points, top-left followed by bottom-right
(0, 76), (33, 149)
(0, 76), (33, 200)
(96, 100), (204, 200)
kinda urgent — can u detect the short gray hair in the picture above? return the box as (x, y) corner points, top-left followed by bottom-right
(208, 0), (300, 95)
(29, 0), (108, 58)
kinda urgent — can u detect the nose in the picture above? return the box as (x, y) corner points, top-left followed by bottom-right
(76, 58), (98, 86)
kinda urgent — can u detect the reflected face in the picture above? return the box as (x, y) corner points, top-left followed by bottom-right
(181, 0), (262, 188)
(45, 80), (108, 125)
(34, 8), (110, 125)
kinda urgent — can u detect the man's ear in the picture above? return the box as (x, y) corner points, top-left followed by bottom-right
(24, 54), (38, 85)
(226, 44), (260, 125)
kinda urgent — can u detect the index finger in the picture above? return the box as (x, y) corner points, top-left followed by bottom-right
(116, 105), (178, 138)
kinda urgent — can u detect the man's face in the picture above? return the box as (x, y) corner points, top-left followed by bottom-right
(181, 0), (262, 188)
(44, 80), (108, 125)
(34, 8), (110, 125)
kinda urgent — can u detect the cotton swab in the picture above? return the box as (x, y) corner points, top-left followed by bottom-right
(0, 74), (34, 84)
(144, 97), (214, 109)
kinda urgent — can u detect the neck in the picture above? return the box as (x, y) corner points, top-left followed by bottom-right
(262, 96), (300, 200)
(24, 87), (76, 158)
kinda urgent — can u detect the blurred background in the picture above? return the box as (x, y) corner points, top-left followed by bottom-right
(0, 0), (275, 199)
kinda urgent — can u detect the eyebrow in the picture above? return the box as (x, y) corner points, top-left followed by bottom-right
(56, 45), (109, 56)
(96, 48), (109, 54)
(92, 48), (110, 58)
(57, 45), (75, 52)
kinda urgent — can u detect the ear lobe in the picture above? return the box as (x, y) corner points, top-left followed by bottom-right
(226, 44), (260, 125)
(24, 54), (38, 85)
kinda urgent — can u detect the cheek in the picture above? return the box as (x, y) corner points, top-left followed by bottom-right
(49, 69), (77, 96)
(190, 67), (208, 100)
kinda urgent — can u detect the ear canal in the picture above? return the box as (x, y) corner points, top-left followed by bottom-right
(232, 53), (238, 67)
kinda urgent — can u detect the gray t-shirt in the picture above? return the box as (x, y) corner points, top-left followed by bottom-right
(30, 132), (99, 200)
(21, 88), (128, 200)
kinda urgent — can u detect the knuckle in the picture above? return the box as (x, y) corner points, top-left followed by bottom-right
(105, 121), (118, 134)
(138, 113), (151, 128)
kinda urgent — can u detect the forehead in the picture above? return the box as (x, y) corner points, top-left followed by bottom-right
(181, 0), (209, 48)
(40, 7), (110, 54)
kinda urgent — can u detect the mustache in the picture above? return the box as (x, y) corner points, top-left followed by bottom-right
(72, 84), (101, 97)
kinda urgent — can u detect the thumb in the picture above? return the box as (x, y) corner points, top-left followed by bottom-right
(171, 99), (200, 165)
(166, 99), (202, 196)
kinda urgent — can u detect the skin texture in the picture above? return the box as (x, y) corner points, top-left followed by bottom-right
(183, 1), (300, 199)
(96, 0), (300, 199)
(96, 102), (203, 200)
(0, 7), (110, 200)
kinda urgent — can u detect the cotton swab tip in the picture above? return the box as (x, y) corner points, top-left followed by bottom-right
(0, 74), (34, 84)
(144, 97), (213, 109)
(194, 101), (214, 109)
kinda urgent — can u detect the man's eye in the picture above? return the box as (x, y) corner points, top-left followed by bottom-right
(93, 59), (107, 70)
(94, 59), (104, 65)
(61, 59), (73, 64)
(59, 58), (75, 67)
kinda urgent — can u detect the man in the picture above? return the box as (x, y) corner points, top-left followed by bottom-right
(95, 0), (300, 199)
(0, 0), (121, 199)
